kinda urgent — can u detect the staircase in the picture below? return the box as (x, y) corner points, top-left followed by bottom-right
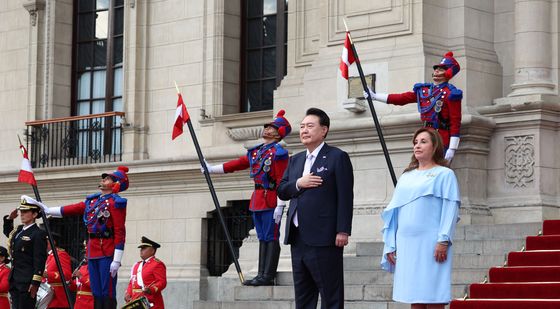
(450, 220), (560, 308)
(194, 222), (541, 309)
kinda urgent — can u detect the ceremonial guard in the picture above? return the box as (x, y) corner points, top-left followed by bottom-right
(365, 51), (463, 161)
(0, 246), (11, 309)
(43, 233), (72, 309)
(3, 197), (48, 309)
(204, 110), (292, 286)
(34, 166), (130, 309)
(73, 259), (93, 309)
(125, 237), (167, 309)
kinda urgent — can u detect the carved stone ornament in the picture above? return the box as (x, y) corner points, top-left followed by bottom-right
(23, 0), (46, 27)
(504, 135), (535, 188)
(226, 127), (263, 141)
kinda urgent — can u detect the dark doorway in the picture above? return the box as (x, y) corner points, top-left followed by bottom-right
(206, 200), (253, 276)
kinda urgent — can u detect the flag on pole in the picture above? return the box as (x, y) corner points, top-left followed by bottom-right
(172, 92), (190, 140)
(339, 32), (356, 79)
(18, 141), (37, 186)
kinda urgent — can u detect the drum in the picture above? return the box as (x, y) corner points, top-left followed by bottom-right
(121, 296), (152, 309)
(35, 282), (54, 309)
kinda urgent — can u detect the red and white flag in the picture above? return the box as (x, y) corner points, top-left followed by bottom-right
(339, 32), (356, 79)
(172, 93), (191, 140)
(18, 143), (37, 186)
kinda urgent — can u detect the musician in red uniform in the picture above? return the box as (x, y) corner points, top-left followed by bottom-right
(204, 110), (291, 286)
(124, 237), (167, 309)
(73, 260), (93, 309)
(365, 51), (463, 161)
(32, 166), (130, 309)
(0, 246), (11, 309)
(43, 234), (73, 309)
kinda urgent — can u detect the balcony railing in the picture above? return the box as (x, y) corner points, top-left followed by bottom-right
(25, 112), (125, 168)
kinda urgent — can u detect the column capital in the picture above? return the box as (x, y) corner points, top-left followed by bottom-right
(22, 0), (46, 27)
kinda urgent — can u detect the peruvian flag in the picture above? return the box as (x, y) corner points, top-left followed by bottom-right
(339, 32), (356, 79)
(172, 93), (191, 140)
(18, 142), (37, 186)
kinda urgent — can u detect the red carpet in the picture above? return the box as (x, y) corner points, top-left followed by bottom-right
(450, 299), (560, 309)
(507, 250), (560, 266)
(450, 220), (560, 308)
(543, 220), (560, 235)
(526, 235), (560, 250)
(489, 266), (560, 282)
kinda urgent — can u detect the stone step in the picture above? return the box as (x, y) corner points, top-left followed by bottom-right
(232, 284), (467, 302)
(456, 222), (542, 241)
(356, 239), (526, 257)
(276, 269), (487, 286)
(344, 254), (505, 270)
(193, 300), (412, 309)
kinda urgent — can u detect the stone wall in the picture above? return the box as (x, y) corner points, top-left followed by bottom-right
(0, 1), (559, 308)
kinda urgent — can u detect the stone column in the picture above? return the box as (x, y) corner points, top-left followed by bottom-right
(23, 0), (46, 122)
(509, 0), (555, 96)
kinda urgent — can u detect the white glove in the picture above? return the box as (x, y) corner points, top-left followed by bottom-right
(362, 87), (388, 102)
(200, 159), (225, 174)
(110, 261), (120, 278)
(20, 195), (63, 218)
(445, 136), (460, 162)
(273, 205), (285, 224)
(444, 148), (455, 161)
(110, 249), (124, 277)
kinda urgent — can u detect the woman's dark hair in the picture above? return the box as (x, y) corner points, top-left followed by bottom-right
(404, 127), (448, 172)
(305, 107), (330, 138)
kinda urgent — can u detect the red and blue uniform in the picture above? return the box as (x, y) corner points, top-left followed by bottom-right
(387, 82), (462, 149)
(60, 193), (126, 300)
(223, 143), (288, 241)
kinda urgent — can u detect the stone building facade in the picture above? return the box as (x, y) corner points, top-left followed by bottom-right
(0, 0), (559, 307)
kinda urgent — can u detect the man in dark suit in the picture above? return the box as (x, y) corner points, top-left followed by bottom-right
(3, 196), (48, 309)
(278, 107), (354, 309)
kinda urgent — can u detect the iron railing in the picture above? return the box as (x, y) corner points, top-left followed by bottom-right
(25, 112), (125, 168)
(206, 200), (253, 276)
(48, 216), (88, 268)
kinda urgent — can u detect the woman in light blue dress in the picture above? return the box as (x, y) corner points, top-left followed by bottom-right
(381, 128), (461, 309)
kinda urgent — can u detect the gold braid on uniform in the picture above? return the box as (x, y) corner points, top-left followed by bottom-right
(6, 225), (18, 259)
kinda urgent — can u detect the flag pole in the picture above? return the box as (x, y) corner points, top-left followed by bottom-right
(174, 83), (245, 284)
(342, 20), (397, 186)
(18, 136), (74, 309)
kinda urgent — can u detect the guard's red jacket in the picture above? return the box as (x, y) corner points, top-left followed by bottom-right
(126, 256), (167, 309)
(43, 249), (72, 308)
(387, 82), (462, 148)
(223, 143), (288, 211)
(73, 264), (93, 309)
(61, 193), (127, 258)
(0, 263), (9, 309)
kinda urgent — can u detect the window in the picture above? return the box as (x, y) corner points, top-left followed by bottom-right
(72, 0), (124, 156)
(241, 0), (288, 112)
